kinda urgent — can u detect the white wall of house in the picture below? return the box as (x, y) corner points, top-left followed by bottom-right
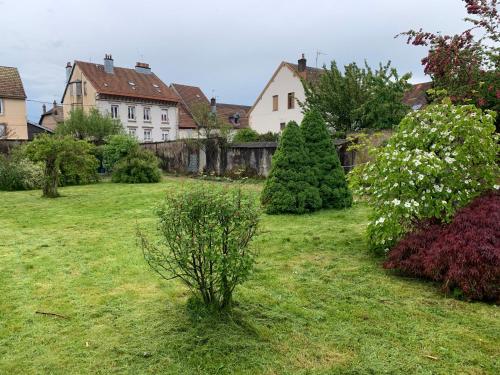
(96, 100), (178, 142)
(249, 65), (305, 134)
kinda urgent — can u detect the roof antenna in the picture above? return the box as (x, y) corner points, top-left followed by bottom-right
(315, 50), (327, 68)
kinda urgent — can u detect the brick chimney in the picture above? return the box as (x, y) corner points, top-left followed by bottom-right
(104, 54), (114, 74)
(42, 104), (47, 113)
(135, 62), (151, 74)
(53, 100), (58, 115)
(66, 62), (72, 82)
(298, 53), (306, 72)
(210, 97), (216, 114)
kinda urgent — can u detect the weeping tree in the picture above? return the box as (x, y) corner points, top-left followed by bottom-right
(301, 110), (353, 209)
(261, 121), (321, 214)
(25, 134), (98, 198)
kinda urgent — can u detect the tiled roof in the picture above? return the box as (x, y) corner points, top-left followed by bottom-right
(170, 83), (209, 129)
(0, 66), (26, 99)
(285, 62), (324, 84)
(216, 103), (251, 128)
(403, 82), (433, 108)
(74, 61), (179, 103)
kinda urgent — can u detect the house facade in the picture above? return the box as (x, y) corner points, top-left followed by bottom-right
(61, 55), (179, 142)
(0, 66), (28, 139)
(249, 54), (432, 133)
(39, 101), (64, 131)
(248, 55), (322, 134)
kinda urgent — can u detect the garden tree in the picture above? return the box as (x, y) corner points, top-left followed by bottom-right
(102, 134), (139, 171)
(190, 102), (231, 139)
(350, 100), (498, 254)
(25, 134), (98, 198)
(140, 185), (260, 310)
(399, 0), (499, 118)
(111, 148), (162, 183)
(302, 61), (411, 133)
(261, 121), (321, 214)
(232, 128), (259, 143)
(56, 108), (123, 144)
(301, 110), (352, 209)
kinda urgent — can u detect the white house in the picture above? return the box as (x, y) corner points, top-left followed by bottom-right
(61, 55), (180, 142)
(249, 54), (433, 134)
(248, 54), (322, 134)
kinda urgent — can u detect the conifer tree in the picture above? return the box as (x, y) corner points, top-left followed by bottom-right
(261, 121), (321, 214)
(301, 110), (352, 209)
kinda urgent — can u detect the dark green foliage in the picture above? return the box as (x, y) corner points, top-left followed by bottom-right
(140, 185), (260, 310)
(301, 110), (352, 209)
(261, 121), (321, 214)
(102, 134), (140, 171)
(56, 108), (123, 144)
(111, 148), (161, 183)
(233, 128), (259, 143)
(233, 129), (280, 143)
(25, 134), (98, 198)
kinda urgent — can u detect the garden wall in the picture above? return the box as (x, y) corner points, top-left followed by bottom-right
(142, 138), (356, 177)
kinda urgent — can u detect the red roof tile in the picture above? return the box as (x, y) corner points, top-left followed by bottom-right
(403, 82), (433, 108)
(0, 66), (26, 99)
(75, 61), (178, 103)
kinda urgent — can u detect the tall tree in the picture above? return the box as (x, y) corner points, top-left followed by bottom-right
(301, 110), (353, 209)
(56, 108), (123, 144)
(261, 121), (321, 214)
(25, 134), (98, 198)
(302, 61), (411, 133)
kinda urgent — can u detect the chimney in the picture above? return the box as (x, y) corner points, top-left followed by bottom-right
(42, 104), (47, 113)
(53, 100), (58, 115)
(298, 53), (306, 72)
(66, 62), (72, 82)
(104, 54), (114, 74)
(210, 97), (216, 114)
(135, 62), (151, 74)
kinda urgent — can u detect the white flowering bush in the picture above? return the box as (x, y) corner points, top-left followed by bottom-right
(350, 101), (499, 254)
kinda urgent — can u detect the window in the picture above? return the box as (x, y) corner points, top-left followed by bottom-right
(143, 107), (151, 122)
(0, 99), (3, 114)
(287, 92), (295, 109)
(128, 127), (136, 137)
(128, 106), (136, 121)
(280, 122), (286, 131)
(110, 105), (119, 119)
(161, 108), (169, 123)
(143, 128), (152, 141)
(272, 95), (278, 111)
(161, 128), (170, 141)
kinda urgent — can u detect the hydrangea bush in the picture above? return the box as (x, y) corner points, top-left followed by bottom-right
(350, 101), (498, 254)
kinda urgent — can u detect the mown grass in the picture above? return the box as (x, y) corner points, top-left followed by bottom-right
(0, 177), (498, 374)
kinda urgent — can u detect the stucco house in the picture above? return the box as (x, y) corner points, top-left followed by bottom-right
(0, 66), (28, 139)
(61, 55), (179, 142)
(170, 83), (250, 139)
(38, 101), (64, 131)
(249, 54), (432, 133)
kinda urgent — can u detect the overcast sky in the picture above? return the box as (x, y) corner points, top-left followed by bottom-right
(1, 0), (470, 121)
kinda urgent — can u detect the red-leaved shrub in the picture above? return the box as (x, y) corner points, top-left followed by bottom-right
(384, 191), (500, 302)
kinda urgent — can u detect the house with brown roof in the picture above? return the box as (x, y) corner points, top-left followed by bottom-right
(39, 101), (64, 131)
(170, 83), (250, 139)
(249, 54), (432, 133)
(0, 66), (28, 139)
(61, 55), (179, 142)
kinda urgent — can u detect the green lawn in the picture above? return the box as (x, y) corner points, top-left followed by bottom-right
(0, 178), (498, 374)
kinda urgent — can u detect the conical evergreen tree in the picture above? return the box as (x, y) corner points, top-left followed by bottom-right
(301, 110), (353, 208)
(261, 121), (322, 214)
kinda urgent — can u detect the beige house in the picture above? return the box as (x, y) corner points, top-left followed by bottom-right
(0, 66), (28, 139)
(39, 101), (64, 131)
(61, 55), (180, 142)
